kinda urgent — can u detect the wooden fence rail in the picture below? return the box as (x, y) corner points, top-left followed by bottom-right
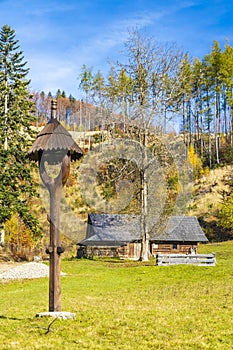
(156, 253), (216, 266)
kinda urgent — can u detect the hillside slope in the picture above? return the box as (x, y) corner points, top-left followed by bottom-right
(187, 165), (232, 240)
(30, 131), (233, 245)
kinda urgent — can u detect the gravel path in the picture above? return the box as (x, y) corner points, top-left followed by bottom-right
(0, 262), (65, 280)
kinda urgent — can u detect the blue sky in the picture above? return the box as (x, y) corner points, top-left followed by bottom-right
(1, 0), (233, 98)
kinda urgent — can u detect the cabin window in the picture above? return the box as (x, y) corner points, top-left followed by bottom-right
(172, 243), (178, 250)
(153, 244), (158, 249)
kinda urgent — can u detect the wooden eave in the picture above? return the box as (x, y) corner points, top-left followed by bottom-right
(27, 119), (83, 161)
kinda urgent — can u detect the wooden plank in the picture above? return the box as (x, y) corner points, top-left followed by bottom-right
(156, 253), (216, 266)
(157, 253), (215, 258)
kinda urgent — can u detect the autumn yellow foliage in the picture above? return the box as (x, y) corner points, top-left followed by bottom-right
(188, 144), (205, 178)
(5, 214), (36, 249)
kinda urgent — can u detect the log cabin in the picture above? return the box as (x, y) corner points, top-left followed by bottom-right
(77, 214), (208, 260)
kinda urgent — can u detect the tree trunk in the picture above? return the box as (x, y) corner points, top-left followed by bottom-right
(215, 91), (220, 164)
(139, 129), (150, 261)
(140, 171), (150, 261)
(4, 89), (8, 151)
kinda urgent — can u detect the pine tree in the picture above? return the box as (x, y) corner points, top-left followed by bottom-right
(0, 24), (41, 236)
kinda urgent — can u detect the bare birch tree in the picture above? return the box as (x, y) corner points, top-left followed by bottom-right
(103, 29), (187, 260)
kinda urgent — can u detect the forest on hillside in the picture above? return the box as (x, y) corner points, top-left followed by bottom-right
(1, 25), (233, 260)
(33, 37), (233, 170)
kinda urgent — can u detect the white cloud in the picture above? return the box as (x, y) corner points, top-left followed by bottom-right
(28, 53), (77, 94)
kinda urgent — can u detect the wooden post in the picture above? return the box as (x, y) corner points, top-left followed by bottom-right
(49, 183), (62, 312)
(40, 154), (70, 313)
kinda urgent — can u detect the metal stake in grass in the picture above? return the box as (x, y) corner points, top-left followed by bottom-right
(28, 99), (83, 314)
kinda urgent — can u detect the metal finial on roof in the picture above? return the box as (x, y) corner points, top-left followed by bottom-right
(27, 98), (83, 161)
(51, 99), (57, 120)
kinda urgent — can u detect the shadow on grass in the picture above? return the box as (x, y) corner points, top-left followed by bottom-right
(0, 315), (24, 321)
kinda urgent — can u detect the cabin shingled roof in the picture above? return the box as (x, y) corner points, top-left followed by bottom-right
(81, 214), (141, 246)
(79, 214), (208, 246)
(150, 216), (208, 242)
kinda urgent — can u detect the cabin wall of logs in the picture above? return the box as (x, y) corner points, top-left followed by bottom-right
(150, 242), (198, 256)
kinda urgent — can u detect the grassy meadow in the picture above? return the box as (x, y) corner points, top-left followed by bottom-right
(0, 241), (233, 350)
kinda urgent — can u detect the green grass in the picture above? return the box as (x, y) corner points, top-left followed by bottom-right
(0, 242), (233, 350)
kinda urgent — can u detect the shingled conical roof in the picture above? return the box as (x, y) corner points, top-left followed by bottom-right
(27, 100), (83, 161)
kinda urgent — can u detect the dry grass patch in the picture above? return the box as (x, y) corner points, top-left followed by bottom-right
(188, 166), (232, 218)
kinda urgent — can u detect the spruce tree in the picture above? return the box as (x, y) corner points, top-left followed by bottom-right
(0, 24), (40, 236)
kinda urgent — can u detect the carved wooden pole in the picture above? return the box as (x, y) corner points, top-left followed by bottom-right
(39, 100), (71, 312)
(28, 98), (82, 316)
(40, 153), (70, 312)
